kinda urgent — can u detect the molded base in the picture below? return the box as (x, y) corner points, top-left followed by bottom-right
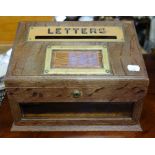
(11, 123), (142, 131)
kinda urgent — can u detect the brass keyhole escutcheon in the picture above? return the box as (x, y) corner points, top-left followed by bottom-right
(72, 89), (82, 98)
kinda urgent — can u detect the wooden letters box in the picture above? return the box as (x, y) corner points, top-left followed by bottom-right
(5, 21), (149, 131)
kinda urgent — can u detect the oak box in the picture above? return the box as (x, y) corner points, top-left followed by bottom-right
(5, 21), (149, 131)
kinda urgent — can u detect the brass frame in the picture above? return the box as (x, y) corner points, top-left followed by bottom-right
(44, 45), (111, 75)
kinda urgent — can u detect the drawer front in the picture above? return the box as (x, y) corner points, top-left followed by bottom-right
(7, 83), (147, 102)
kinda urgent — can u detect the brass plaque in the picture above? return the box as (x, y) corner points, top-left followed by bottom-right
(28, 26), (124, 42)
(44, 46), (111, 75)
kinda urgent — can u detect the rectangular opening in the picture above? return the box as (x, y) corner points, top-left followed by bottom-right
(35, 36), (117, 40)
(19, 102), (134, 119)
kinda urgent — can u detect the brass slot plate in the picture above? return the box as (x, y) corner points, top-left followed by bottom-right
(28, 26), (124, 42)
(44, 45), (111, 75)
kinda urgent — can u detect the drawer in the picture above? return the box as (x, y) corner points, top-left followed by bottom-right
(7, 83), (147, 102)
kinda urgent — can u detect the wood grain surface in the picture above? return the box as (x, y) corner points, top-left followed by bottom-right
(0, 16), (53, 44)
(0, 54), (154, 137)
(6, 81), (148, 102)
